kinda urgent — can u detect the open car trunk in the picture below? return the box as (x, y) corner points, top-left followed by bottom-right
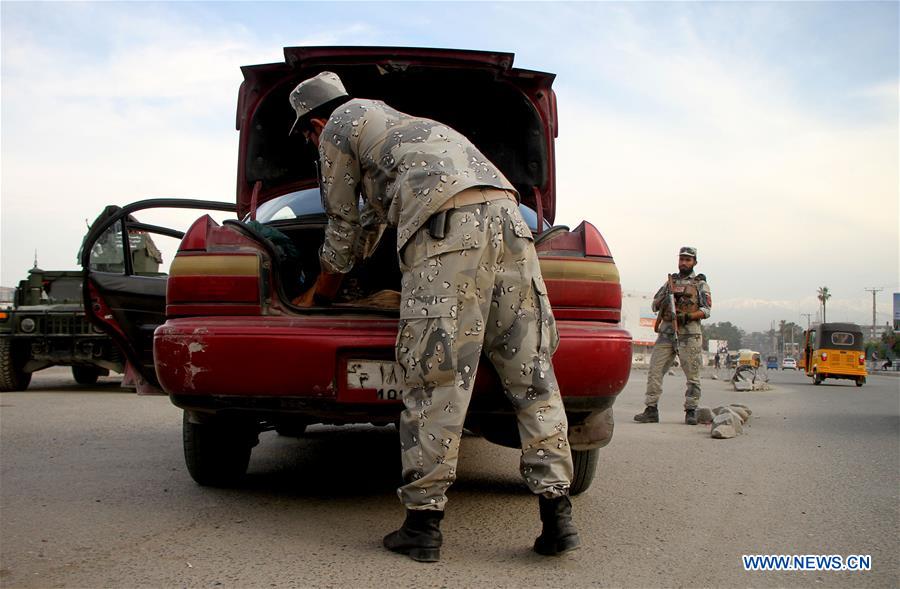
(237, 187), (558, 311)
(237, 47), (558, 225)
(241, 219), (403, 309)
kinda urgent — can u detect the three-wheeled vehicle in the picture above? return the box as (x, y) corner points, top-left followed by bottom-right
(738, 349), (761, 368)
(802, 322), (866, 386)
(765, 355), (778, 370)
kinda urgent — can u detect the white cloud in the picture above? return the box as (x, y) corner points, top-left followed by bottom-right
(1, 3), (896, 336)
(550, 14), (899, 331)
(1, 6), (377, 283)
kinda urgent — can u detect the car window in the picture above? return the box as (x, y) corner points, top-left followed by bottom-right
(517, 204), (552, 231)
(251, 189), (550, 231)
(831, 332), (855, 346)
(89, 221), (126, 272)
(250, 189), (323, 223)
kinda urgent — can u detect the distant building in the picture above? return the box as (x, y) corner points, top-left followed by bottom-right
(621, 290), (659, 366)
(0, 286), (14, 305)
(894, 293), (899, 330)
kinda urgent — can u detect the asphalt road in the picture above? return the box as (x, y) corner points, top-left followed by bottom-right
(1, 366), (898, 588)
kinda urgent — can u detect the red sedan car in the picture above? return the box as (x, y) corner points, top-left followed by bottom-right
(81, 47), (631, 494)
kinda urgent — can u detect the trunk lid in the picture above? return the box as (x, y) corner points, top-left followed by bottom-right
(236, 46), (558, 222)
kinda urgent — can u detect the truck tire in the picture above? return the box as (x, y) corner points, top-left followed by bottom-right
(0, 339), (31, 392)
(183, 412), (256, 487)
(568, 448), (599, 496)
(72, 365), (102, 385)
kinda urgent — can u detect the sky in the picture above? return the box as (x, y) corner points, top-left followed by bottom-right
(1, 1), (898, 332)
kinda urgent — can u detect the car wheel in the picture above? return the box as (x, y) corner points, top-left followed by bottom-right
(275, 423), (307, 437)
(813, 373), (823, 385)
(855, 378), (865, 387)
(72, 365), (103, 385)
(183, 411), (257, 487)
(568, 448), (599, 496)
(0, 338), (31, 392)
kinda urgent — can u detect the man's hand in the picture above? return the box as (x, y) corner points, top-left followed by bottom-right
(290, 271), (344, 308)
(677, 311), (704, 324)
(291, 286), (317, 308)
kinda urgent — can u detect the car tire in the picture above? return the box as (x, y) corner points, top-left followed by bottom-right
(813, 373), (823, 385)
(0, 338), (31, 392)
(183, 411), (257, 487)
(72, 365), (102, 385)
(855, 378), (865, 387)
(568, 448), (599, 496)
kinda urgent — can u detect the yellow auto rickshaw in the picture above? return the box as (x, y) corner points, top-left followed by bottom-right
(802, 323), (867, 386)
(738, 349), (761, 368)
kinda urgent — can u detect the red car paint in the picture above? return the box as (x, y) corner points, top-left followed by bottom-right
(82, 49), (631, 491)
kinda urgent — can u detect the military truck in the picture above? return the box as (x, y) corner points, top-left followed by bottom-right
(0, 231), (162, 391)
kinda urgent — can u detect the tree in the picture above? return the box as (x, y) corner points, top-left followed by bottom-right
(702, 322), (744, 351)
(881, 327), (898, 358)
(776, 320), (804, 357)
(817, 286), (831, 323)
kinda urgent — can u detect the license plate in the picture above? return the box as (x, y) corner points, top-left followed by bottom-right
(346, 360), (406, 401)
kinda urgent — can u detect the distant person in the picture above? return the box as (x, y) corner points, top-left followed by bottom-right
(714, 353), (721, 369)
(634, 247), (712, 425)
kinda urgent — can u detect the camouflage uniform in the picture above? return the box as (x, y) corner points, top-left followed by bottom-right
(313, 93), (573, 510)
(645, 270), (712, 409)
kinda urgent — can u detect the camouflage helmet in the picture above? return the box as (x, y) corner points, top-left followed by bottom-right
(288, 71), (349, 135)
(679, 246), (697, 259)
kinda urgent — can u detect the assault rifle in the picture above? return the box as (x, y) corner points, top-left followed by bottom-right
(653, 274), (680, 351)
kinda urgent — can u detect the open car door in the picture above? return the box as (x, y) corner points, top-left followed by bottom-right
(80, 199), (237, 393)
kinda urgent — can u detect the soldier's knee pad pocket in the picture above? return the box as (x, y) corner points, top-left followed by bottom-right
(397, 294), (459, 377)
(532, 276), (560, 356)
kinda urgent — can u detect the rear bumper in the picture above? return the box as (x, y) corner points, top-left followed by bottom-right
(810, 363), (866, 378)
(154, 315), (632, 415)
(814, 369), (867, 379)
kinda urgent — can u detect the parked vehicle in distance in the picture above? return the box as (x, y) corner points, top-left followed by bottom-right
(781, 357), (797, 370)
(802, 323), (866, 386)
(738, 349), (761, 368)
(80, 47), (633, 495)
(766, 355), (778, 370)
(0, 260), (152, 391)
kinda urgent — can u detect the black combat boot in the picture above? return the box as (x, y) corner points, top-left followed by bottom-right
(533, 495), (581, 556)
(383, 509), (444, 562)
(685, 408), (698, 425)
(633, 405), (659, 423)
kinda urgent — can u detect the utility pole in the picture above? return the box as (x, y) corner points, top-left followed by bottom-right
(864, 288), (883, 340)
(801, 313), (812, 331)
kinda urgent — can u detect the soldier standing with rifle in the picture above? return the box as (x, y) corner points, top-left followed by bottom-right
(634, 247), (712, 425)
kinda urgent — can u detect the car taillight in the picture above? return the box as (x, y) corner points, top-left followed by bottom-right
(821, 352), (828, 361)
(166, 253), (262, 317)
(859, 355), (865, 365)
(179, 215), (217, 251)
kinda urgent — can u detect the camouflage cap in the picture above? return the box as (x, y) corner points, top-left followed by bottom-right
(679, 246), (697, 259)
(288, 71), (349, 135)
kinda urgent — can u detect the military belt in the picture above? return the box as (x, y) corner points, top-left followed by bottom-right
(435, 187), (516, 212)
(427, 187), (517, 239)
